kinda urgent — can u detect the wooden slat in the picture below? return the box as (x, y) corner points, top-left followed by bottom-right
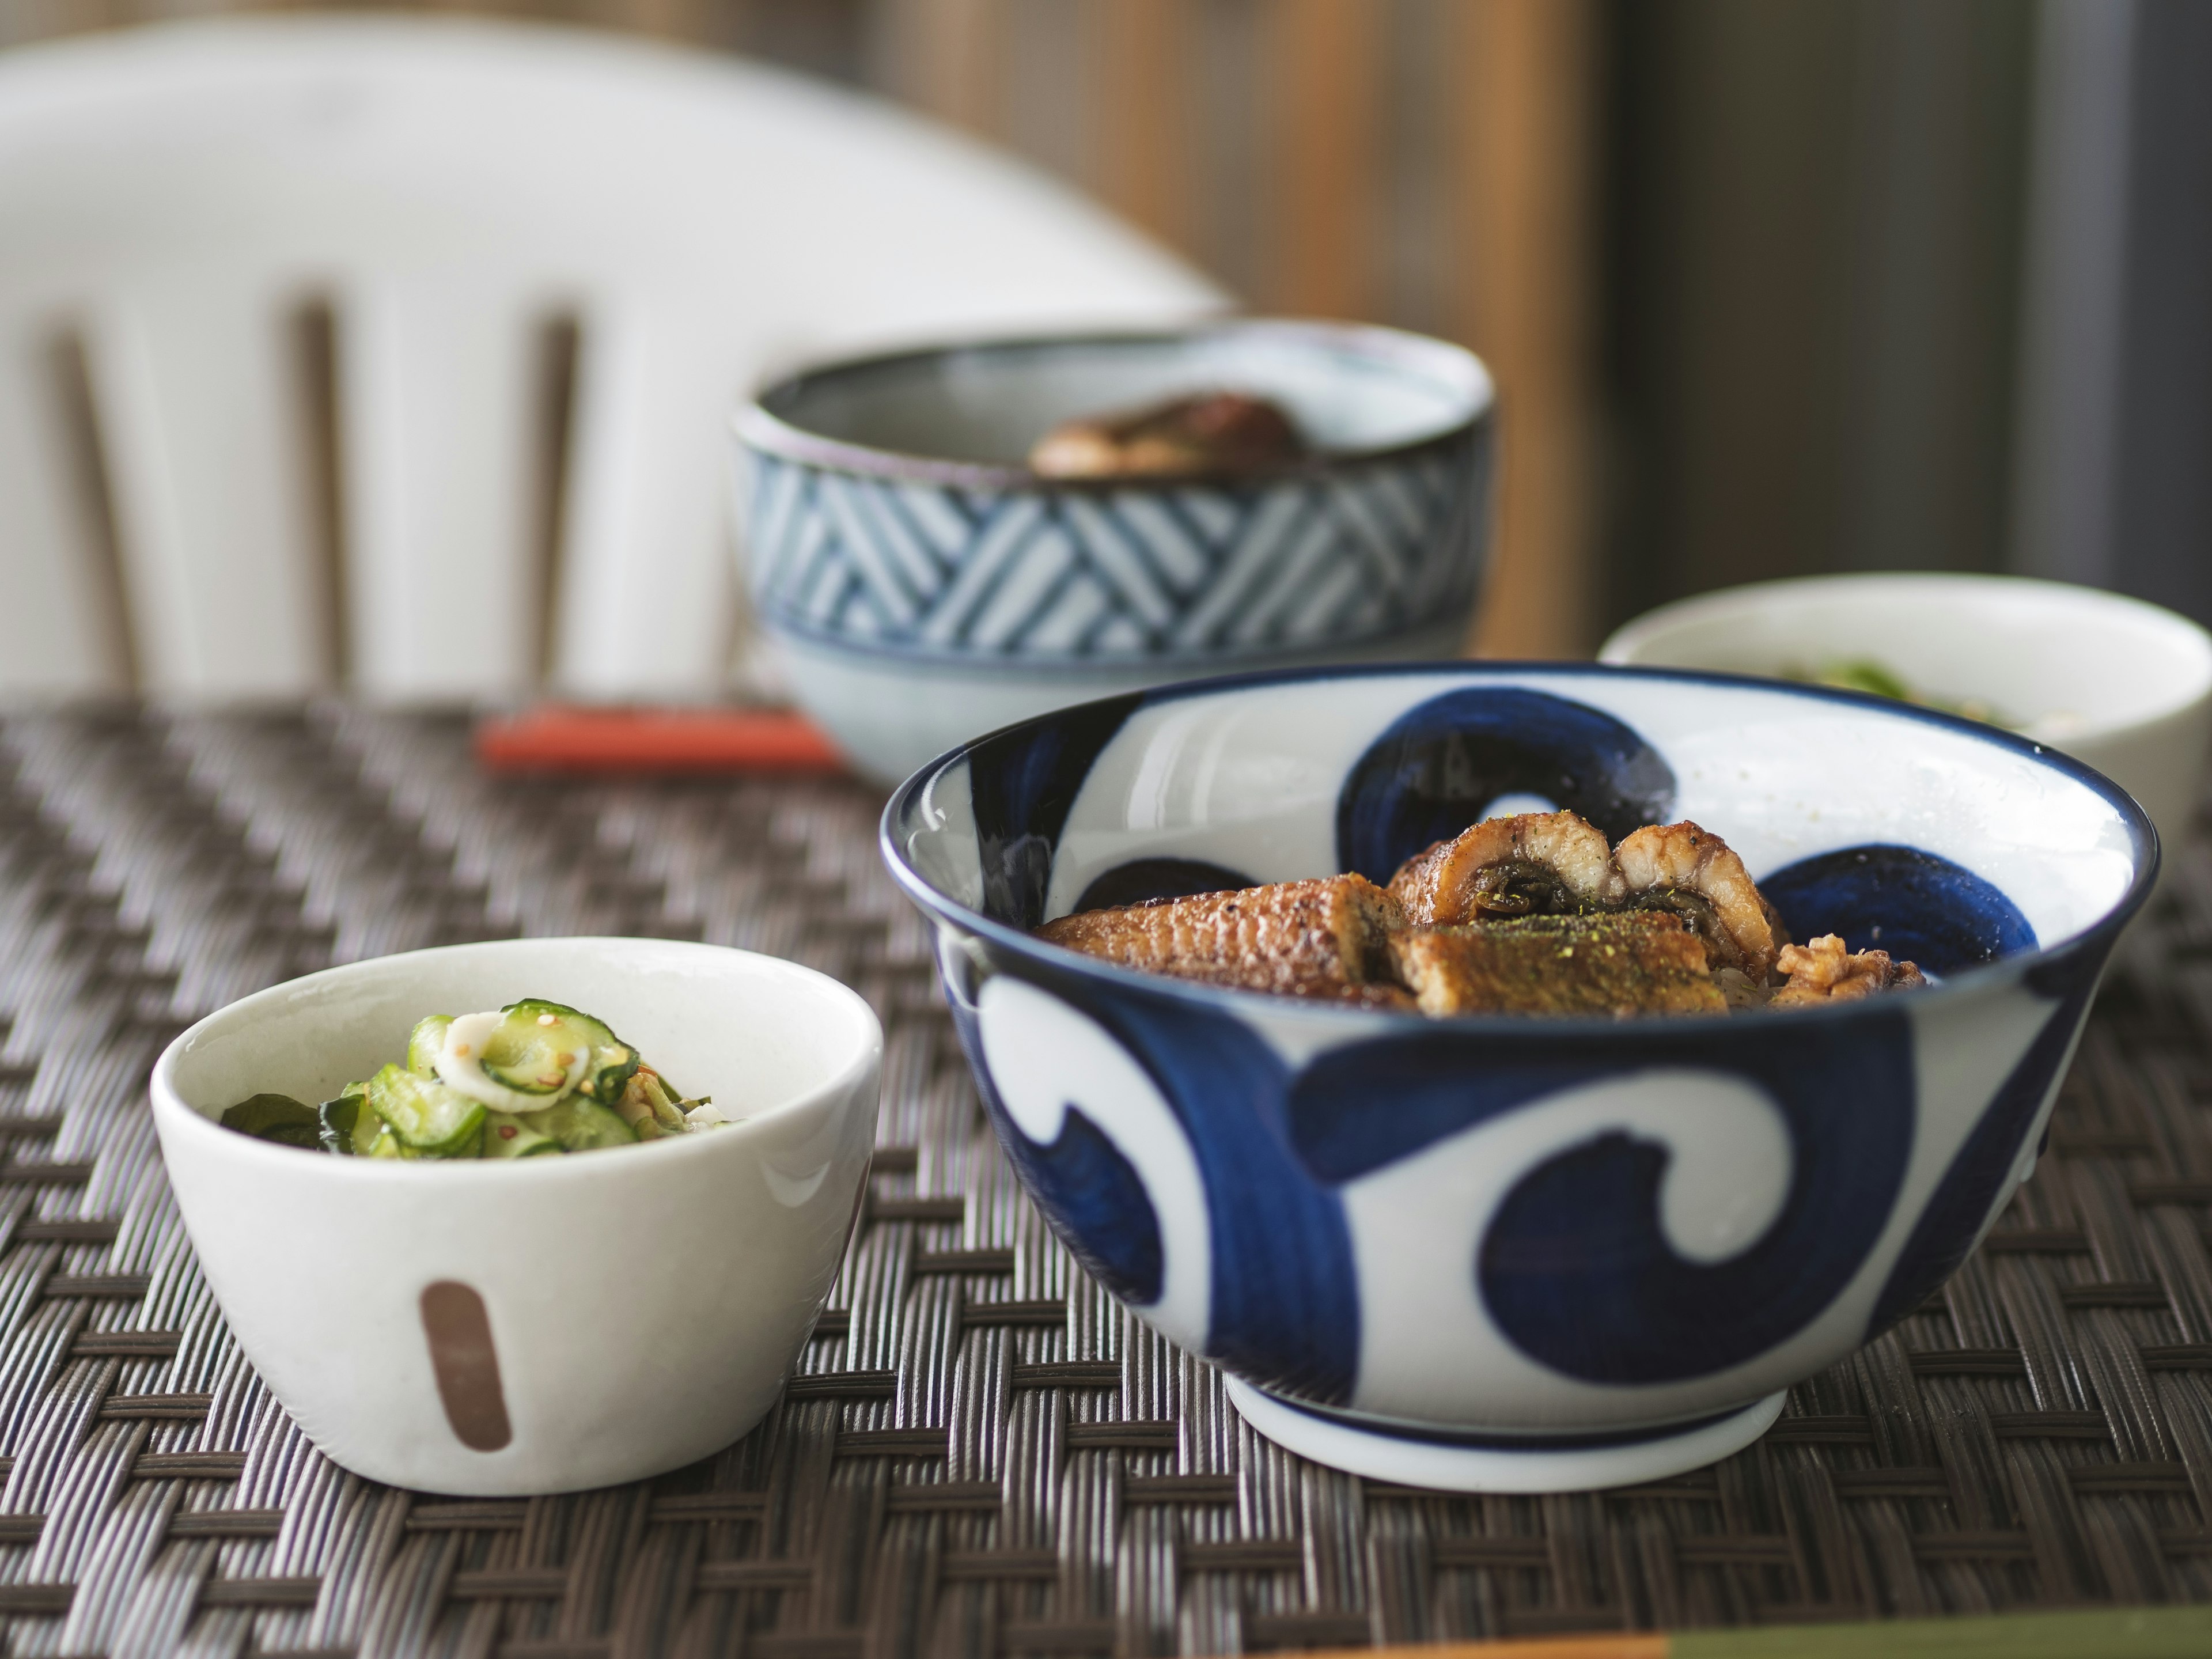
(17, 1218), (119, 1243)
(199, 1576), (320, 1607)
(1011, 1362), (1123, 1390)
(46, 1272), (150, 1299)
(407, 1501), (527, 1532)
(1270, 0), (1382, 320)
(942, 1550), (1057, 1581)
(878, 0), (1003, 137)
(101, 1392), (212, 1421)
(783, 1370), (897, 1400)
(1124, 1475), (1236, 1505)
(869, 1196), (964, 1224)
(647, 1493), (768, 1524)
(1089, 0), (1192, 253)
(963, 1300), (1066, 1327)
(885, 1482), (1001, 1513)
(836, 1429), (947, 1459)
(1458, 0), (1599, 658)
(692, 1559), (813, 1592)
(914, 1248), (1014, 1276)
(168, 1509), (285, 1537)
(73, 1331), (180, 1358)
(1065, 1422), (1176, 1450)
(134, 1452), (247, 1480)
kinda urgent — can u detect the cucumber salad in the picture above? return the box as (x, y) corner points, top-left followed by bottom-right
(218, 999), (729, 1160)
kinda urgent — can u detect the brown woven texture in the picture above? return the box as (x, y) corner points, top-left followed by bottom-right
(2, 707), (2212, 1657)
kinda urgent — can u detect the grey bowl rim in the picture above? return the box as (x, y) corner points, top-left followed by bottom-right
(733, 317), (1497, 491)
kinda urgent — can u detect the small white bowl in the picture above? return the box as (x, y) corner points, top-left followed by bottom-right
(1599, 574), (2212, 862)
(152, 938), (881, 1495)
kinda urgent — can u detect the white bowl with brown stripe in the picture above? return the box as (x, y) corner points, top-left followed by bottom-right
(151, 937), (881, 1495)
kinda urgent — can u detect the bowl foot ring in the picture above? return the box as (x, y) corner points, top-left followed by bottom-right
(1225, 1378), (1786, 1494)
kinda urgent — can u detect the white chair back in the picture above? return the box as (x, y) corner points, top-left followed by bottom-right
(0, 17), (1221, 699)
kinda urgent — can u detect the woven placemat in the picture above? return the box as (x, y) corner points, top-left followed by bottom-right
(1, 706), (2211, 1658)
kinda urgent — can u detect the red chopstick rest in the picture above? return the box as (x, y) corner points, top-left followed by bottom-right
(474, 707), (847, 774)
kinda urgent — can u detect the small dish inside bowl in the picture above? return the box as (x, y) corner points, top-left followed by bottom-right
(153, 937), (881, 1495)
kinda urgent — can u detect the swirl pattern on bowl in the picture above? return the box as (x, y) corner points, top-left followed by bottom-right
(881, 665), (2155, 1482)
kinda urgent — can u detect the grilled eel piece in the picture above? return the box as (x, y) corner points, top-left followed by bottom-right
(1028, 392), (1306, 479)
(1391, 912), (1726, 1019)
(1036, 875), (1412, 1005)
(1613, 821), (1786, 982)
(1388, 810), (1626, 926)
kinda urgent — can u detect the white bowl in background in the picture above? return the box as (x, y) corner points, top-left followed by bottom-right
(152, 937), (881, 1495)
(1599, 574), (2212, 863)
(734, 320), (1497, 785)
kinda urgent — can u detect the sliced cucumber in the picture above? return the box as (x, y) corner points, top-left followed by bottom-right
(406, 1016), (453, 1078)
(501, 999), (639, 1105)
(345, 1082), (387, 1155)
(534, 1094), (638, 1153)
(365, 1063), (486, 1156)
(363, 1120), (418, 1160)
(476, 1004), (592, 1097)
(221, 1093), (322, 1150)
(482, 1111), (565, 1158)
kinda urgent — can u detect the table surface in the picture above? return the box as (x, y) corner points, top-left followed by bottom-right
(2, 706), (2211, 1659)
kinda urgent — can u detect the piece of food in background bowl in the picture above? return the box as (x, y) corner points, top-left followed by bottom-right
(881, 663), (2156, 1493)
(733, 320), (1494, 785)
(1785, 657), (2011, 729)
(153, 937), (881, 1495)
(1599, 573), (2212, 872)
(1028, 389), (1307, 478)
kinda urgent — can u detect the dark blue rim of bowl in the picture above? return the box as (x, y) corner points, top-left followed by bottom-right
(877, 659), (2162, 1036)
(734, 319), (1496, 491)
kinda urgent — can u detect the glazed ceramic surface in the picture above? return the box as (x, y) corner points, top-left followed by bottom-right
(151, 937), (881, 1495)
(1599, 574), (2212, 873)
(734, 321), (1495, 783)
(881, 665), (2157, 1490)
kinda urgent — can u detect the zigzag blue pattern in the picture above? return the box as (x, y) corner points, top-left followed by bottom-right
(746, 434), (1489, 661)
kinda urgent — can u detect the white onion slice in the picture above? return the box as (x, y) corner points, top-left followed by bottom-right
(434, 1009), (586, 1113)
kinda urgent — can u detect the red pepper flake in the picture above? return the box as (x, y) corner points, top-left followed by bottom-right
(498, 1124), (518, 1140)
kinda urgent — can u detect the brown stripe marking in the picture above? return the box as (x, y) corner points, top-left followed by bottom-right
(419, 1282), (512, 1452)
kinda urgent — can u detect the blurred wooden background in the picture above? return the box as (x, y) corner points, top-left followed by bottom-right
(9, 1), (2122, 651)
(0, 0), (1601, 659)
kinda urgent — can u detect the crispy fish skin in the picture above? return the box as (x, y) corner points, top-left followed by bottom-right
(1036, 875), (1406, 1001)
(1388, 811), (1627, 926)
(1391, 912), (1726, 1019)
(1770, 934), (1928, 1006)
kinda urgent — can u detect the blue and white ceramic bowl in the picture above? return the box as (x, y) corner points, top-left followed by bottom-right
(880, 664), (2157, 1492)
(736, 323), (1494, 783)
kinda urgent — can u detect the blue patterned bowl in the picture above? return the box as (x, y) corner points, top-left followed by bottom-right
(879, 664), (2157, 1491)
(736, 323), (1494, 783)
